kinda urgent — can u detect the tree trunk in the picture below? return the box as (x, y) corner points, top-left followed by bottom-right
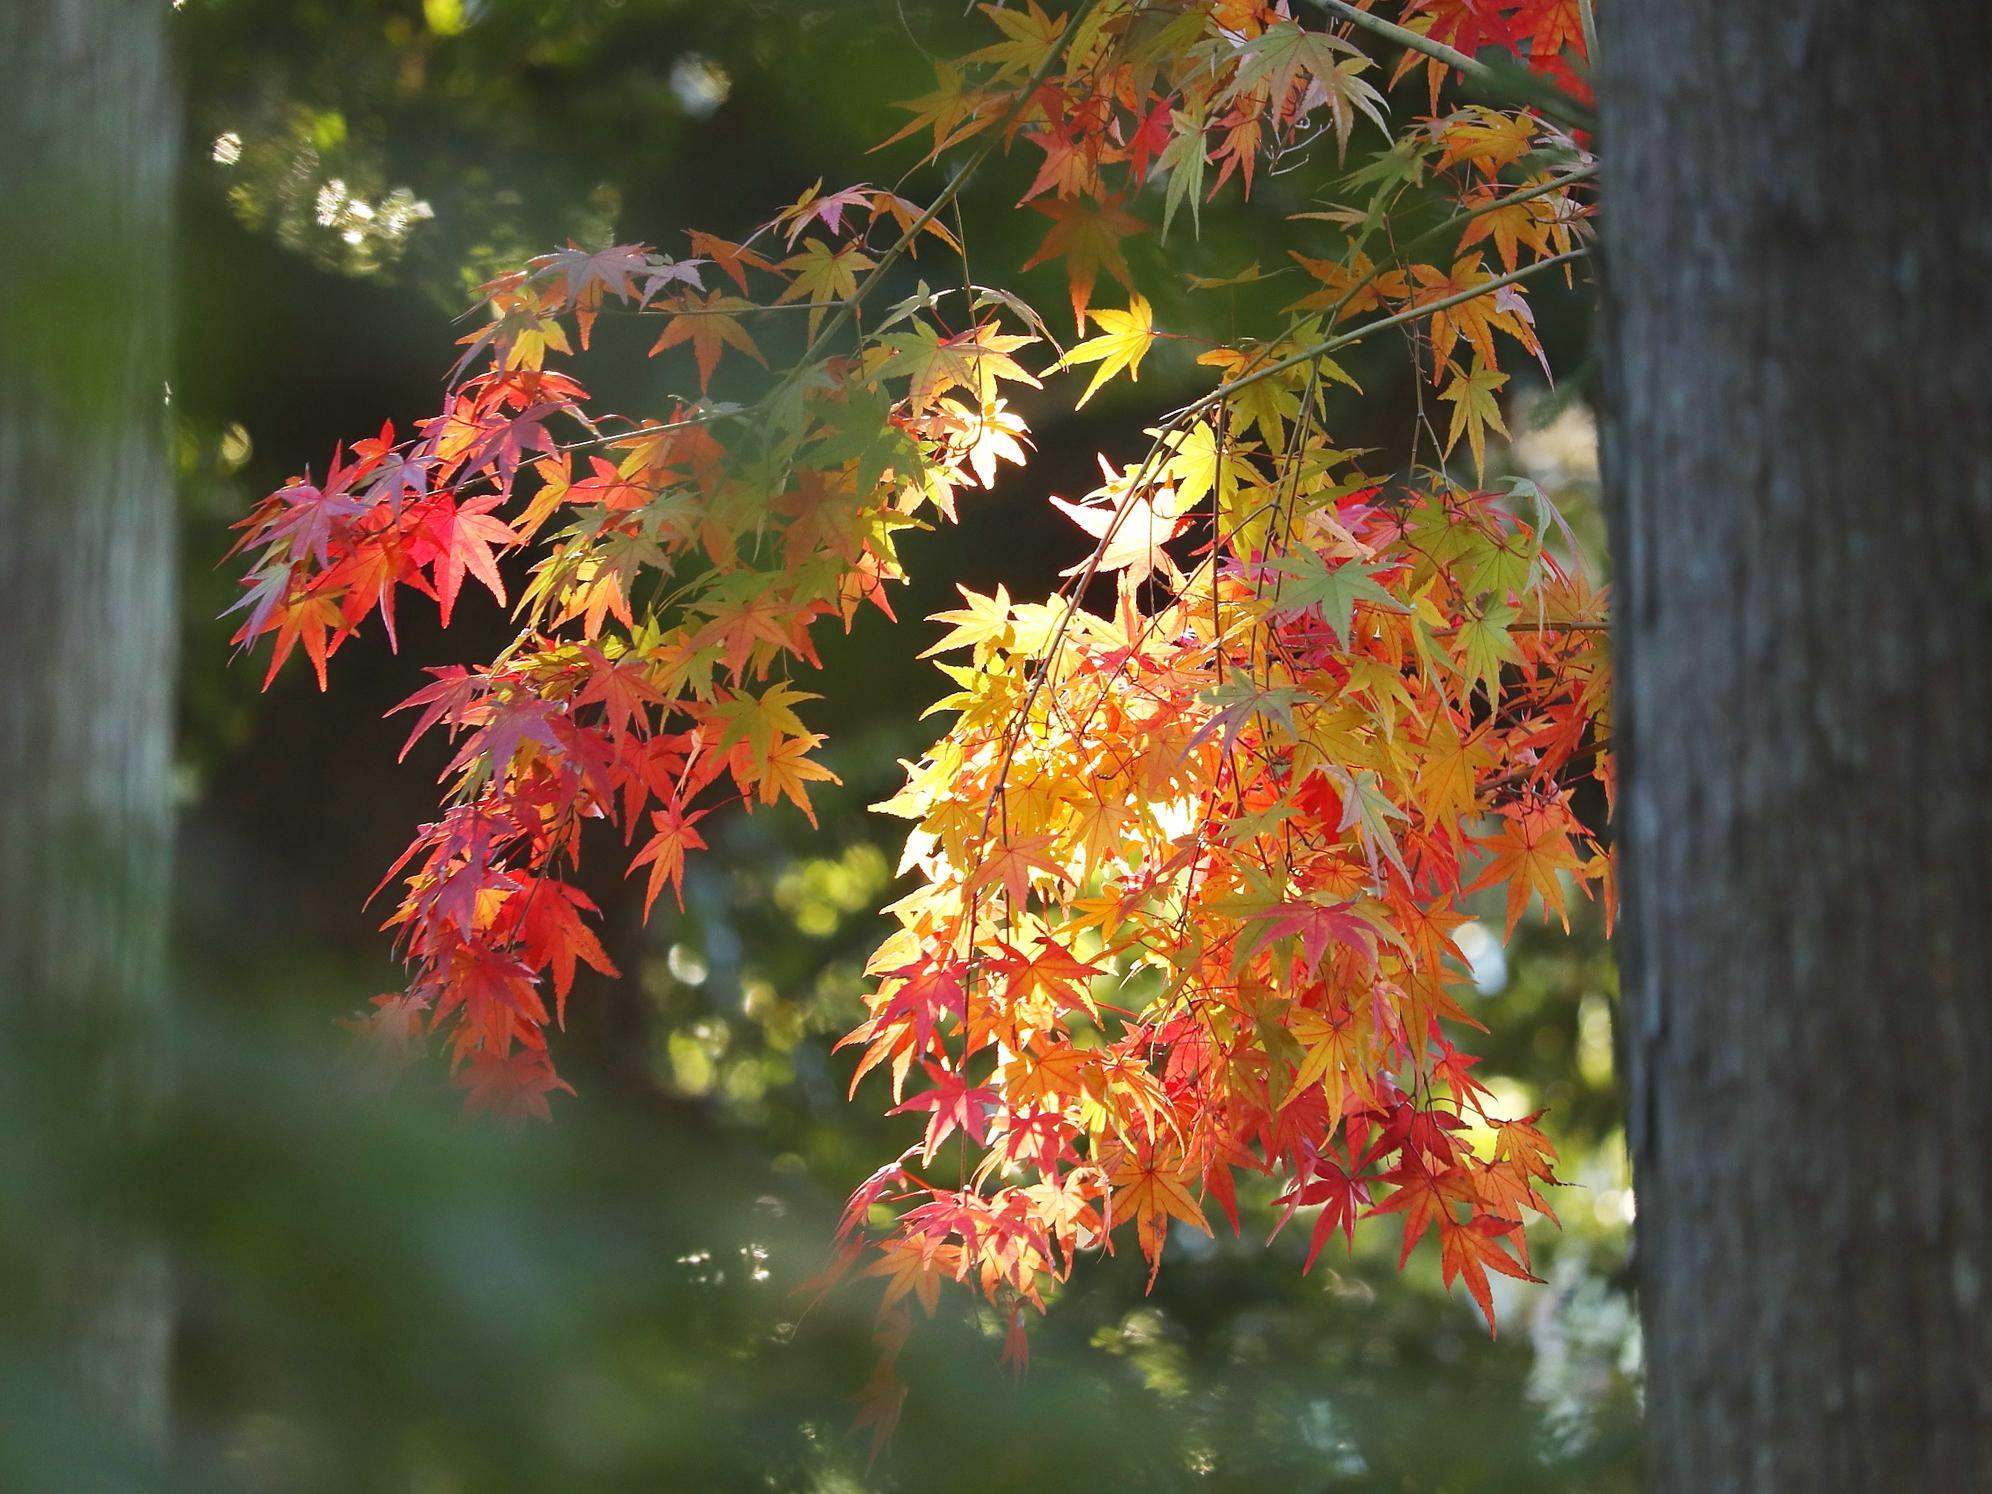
(1596, 6), (1992, 1489)
(0, 0), (177, 1448)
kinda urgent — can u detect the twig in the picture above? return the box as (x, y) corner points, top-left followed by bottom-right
(1179, 246), (1590, 414)
(783, 0), (1101, 380)
(1309, 0), (1595, 132)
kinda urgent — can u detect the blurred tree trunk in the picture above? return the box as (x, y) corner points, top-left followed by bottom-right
(0, 0), (178, 1447)
(1597, 5), (1992, 1488)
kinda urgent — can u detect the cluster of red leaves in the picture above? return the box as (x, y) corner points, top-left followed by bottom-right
(230, 194), (1039, 1115)
(1397, 0), (1594, 106)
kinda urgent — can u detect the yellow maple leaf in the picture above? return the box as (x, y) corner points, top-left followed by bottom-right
(1048, 296), (1155, 407)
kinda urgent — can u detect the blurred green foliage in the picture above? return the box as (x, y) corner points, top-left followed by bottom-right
(5, 0), (1637, 1486)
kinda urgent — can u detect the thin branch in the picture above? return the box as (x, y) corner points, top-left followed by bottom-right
(784, 0), (1100, 378)
(1179, 246), (1590, 415)
(1309, 0), (1595, 132)
(1306, 165), (1596, 380)
(1315, 0), (1482, 80)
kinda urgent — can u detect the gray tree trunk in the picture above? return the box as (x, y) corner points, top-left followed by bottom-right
(1597, 5), (1992, 1489)
(0, 0), (178, 1448)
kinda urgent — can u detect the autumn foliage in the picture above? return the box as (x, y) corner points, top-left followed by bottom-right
(228, 0), (1609, 1441)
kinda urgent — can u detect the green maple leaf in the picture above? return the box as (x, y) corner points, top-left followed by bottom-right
(1331, 767), (1410, 887)
(1440, 357), (1510, 479)
(1455, 602), (1522, 705)
(1265, 548), (1408, 646)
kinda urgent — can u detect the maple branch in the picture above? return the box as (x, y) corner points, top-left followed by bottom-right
(1320, 165), (1596, 328)
(1316, 0), (1481, 79)
(1309, 0), (1596, 132)
(553, 408), (739, 457)
(1578, 0), (1600, 65)
(1433, 619), (1609, 637)
(1183, 247), (1591, 415)
(1482, 736), (1612, 797)
(783, 0), (1102, 378)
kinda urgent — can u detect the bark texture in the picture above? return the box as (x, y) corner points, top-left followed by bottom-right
(0, 0), (178, 1447)
(1597, 5), (1992, 1489)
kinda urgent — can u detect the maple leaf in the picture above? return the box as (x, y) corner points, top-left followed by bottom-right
(921, 584), (1014, 658)
(1287, 1006), (1379, 1123)
(1247, 897), (1377, 978)
(573, 648), (668, 741)
(1109, 1146), (1210, 1286)
(880, 320), (1040, 414)
(1332, 768), (1412, 888)
(1270, 1150), (1371, 1271)
(874, 62), (998, 158)
(1046, 295), (1155, 408)
(390, 665), (484, 761)
(682, 230), (773, 295)
(255, 472), (366, 569)
(1020, 194), (1145, 331)
(442, 693), (564, 780)
(710, 681), (819, 776)
(434, 944), (548, 1060)
(1440, 357), (1510, 478)
(1434, 107), (1538, 178)
(770, 179), (876, 247)
(753, 730), (841, 826)
(512, 877), (619, 1021)
(458, 1048), (574, 1124)
(1049, 480), (1189, 586)
(1366, 1153), (1476, 1268)
(775, 239), (876, 339)
(1468, 802), (1584, 936)
(421, 495), (519, 627)
(964, 832), (1069, 910)
(891, 1063), (999, 1163)
(528, 241), (652, 347)
(867, 1236), (960, 1325)
(1457, 177), (1565, 272)
(1228, 19), (1388, 159)
(1453, 601), (1522, 707)
(941, 397), (1032, 489)
(1019, 122), (1101, 203)
(989, 934), (1106, 1019)
(629, 802), (710, 916)
(451, 284), (571, 381)
(1288, 249), (1412, 319)
(844, 959), (967, 1098)
(961, 0), (1063, 79)
(1262, 549), (1407, 646)
(354, 430), (434, 515)
(1159, 422), (1253, 513)
(223, 562), (297, 648)
(260, 590), (343, 690)
(1156, 108), (1210, 240)
(648, 291), (766, 390)
(1437, 1211), (1540, 1334)
(1510, 0), (1588, 66)
(1409, 256), (1534, 381)
(1414, 713), (1495, 826)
